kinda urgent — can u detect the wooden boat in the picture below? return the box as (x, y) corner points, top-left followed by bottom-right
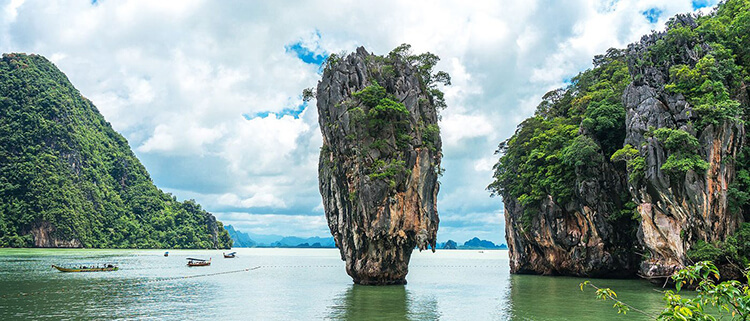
(223, 252), (236, 258)
(164, 251), (169, 257)
(638, 272), (676, 287)
(52, 264), (118, 272)
(187, 258), (211, 267)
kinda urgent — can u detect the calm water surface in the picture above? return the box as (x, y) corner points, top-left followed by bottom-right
(0, 248), (667, 320)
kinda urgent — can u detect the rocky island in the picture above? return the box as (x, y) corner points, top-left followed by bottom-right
(490, 1), (750, 280)
(0, 53), (232, 249)
(316, 45), (448, 285)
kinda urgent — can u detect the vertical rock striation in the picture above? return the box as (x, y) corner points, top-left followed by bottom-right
(495, 7), (749, 279)
(623, 22), (745, 278)
(316, 47), (444, 285)
(503, 146), (639, 277)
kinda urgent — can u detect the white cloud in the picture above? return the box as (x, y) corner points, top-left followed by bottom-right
(221, 114), (312, 176)
(218, 192), (287, 209)
(0, 0), (713, 242)
(441, 114), (494, 147)
(219, 212), (329, 238)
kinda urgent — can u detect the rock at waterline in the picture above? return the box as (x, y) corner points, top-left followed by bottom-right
(316, 45), (447, 285)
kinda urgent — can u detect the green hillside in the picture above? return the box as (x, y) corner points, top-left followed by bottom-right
(0, 53), (231, 249)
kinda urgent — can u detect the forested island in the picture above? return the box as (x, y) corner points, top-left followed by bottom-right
(489, 0), (750, 280)
(0, 54), (232, 249)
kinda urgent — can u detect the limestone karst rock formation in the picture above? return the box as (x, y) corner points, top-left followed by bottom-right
(316, 46), (446, 285)
(623, 19), (745, 279)
(0, 53), (232, 249)
(493, 7), (749, 279)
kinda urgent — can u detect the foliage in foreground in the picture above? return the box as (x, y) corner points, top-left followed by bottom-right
(582, 262), (750, 320)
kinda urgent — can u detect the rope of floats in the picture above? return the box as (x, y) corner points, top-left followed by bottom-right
(1, 264), (505, 298)
(141, 266), (261, 283)
(1, 266), (262, 298)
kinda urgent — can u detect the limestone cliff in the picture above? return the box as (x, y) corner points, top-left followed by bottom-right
(492, 48), (640, 277)
(504, 159), (639, 277)
(493, 4), (750, 279)
(316, 46), (446, 285)
(623, 17), (745, 278)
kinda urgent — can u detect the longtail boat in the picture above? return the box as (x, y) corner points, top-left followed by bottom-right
(223, 252), (236, 258)
(52, 264), (118, 272)
(187, 258), (211, 267)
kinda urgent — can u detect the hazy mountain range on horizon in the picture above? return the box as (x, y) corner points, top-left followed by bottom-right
(225, 225), (507, 250)
(225, 225), (336, 248)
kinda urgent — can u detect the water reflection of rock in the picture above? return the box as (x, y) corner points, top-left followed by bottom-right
(328, 285), (440, 320)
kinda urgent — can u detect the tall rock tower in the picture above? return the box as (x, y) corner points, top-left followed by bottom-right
(316, 46), (447, 285)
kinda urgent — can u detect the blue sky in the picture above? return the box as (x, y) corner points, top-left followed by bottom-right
(642, 7), (664, 23)
(0, 0), (720, 244)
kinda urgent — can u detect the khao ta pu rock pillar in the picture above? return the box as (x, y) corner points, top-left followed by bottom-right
(316, 45), (448, 285)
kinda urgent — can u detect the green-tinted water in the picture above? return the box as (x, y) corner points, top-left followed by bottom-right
(0, 249), (669, 320)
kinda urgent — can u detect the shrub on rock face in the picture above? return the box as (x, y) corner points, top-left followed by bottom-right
(316, 45), (448, 285)
(490, 0), (750, 279)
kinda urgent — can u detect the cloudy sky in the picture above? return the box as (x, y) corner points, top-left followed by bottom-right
(1, 0), (719, 243)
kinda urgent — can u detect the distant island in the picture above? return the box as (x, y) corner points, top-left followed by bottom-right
(225, 225), (335, 248)
(437, 237), (507, 250)
(226, 225), (506, 250)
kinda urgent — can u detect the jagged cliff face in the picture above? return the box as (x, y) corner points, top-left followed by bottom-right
(494, 49), (640, 277)
(496, 7), (749, 278)
(504, 149), (638, 277)
(317, 47), (443, 285)
(624, 27), (745, 278)
(30, 222), (82, 248)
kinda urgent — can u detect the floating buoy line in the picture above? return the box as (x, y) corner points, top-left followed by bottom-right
(1, 266), (262, 298)
(1, 264), (505, 298)
(142, 266), (261, 283)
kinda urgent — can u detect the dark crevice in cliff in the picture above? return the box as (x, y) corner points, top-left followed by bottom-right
(491, 1), (750, 279)
(316, 45), (447, 285)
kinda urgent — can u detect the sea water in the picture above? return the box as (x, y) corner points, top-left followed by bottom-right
(0, 248), (667, 320)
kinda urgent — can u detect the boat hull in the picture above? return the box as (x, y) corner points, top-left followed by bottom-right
(187, 262), (211, 267)
(52, 265), (118, 272)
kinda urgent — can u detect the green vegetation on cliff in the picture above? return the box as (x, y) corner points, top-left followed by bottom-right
(0, 53), (231, 249)
(316, 45), (447, 284)
(330, 44), (449, 189)
(487, 48), (631, 228)
(490, 0), (750, 274)
(688, 223), (750, 269)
